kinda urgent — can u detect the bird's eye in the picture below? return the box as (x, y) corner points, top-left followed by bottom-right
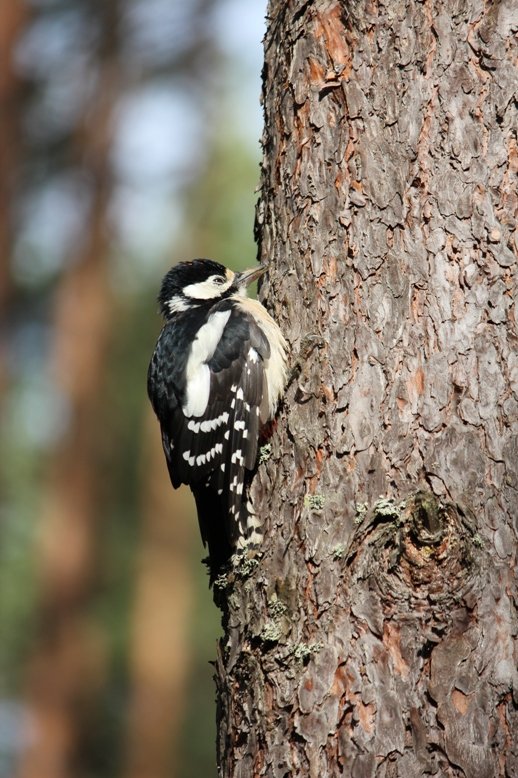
(213, 276), (226, 285)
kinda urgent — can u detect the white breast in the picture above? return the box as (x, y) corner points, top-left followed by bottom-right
(239, 297), (288, 419)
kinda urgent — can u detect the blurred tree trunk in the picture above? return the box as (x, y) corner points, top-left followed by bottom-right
(0, 0), (27, 396)
(18, 6), (120, 778)
(122, 411), (195, 778)
(216, 2), (518, 777)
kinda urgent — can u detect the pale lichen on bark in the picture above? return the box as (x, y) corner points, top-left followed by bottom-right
(217, 2), (518, 776)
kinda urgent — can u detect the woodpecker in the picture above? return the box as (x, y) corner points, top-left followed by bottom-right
(147, 259), (288, 578)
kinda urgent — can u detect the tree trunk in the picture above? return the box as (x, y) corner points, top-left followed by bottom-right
(216, 2), (518, 776)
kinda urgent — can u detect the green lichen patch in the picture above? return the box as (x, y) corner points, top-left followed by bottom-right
(292, 641), (323, 663)
(304, 493), (326, 511)
(258, 443), (272, 464)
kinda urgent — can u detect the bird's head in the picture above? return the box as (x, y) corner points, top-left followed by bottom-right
(158, 259), (266, 318)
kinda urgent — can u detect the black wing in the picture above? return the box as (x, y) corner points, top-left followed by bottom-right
(148, 303), (270, 545)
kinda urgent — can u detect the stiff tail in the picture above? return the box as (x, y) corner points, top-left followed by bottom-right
(235, 496), (263, 550)
(192, 487), (231, 583)
(192, 485), (263, 584)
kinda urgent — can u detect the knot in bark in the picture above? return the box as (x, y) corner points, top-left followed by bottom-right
(347, 491), (484, 618)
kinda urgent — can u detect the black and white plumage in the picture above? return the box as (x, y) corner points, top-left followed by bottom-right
(147, 259), (287, 577)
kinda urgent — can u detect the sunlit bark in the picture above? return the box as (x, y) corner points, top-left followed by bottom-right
(217, 2), (518, 776)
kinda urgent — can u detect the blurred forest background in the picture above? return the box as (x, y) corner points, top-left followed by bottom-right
(0, 1), (266, 776)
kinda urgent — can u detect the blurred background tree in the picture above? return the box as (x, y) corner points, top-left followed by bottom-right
(0, 2), (266, 776)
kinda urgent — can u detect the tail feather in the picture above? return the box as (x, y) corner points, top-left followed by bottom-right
(235, 496), (263, 550)
(192, 487), (232, 583)
(192, 485), (263, 584)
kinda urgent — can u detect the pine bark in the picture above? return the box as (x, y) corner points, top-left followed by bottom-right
(216, 2), (518, 776)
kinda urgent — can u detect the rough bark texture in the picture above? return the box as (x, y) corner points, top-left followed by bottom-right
(216, 2), (518, 776)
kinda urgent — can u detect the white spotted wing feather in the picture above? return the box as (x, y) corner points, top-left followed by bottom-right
(157, 304), (277, 545)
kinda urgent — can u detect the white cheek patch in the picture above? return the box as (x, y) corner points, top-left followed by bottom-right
(183, 276), (233, 300)
(183, 310), (231, 417)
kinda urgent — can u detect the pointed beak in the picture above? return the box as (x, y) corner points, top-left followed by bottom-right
(234, 264), (267, 288)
